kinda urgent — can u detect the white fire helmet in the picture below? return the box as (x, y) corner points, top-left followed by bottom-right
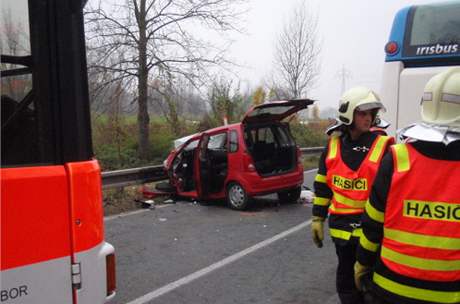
(326, 86), (386, 135)
(337, 86), (385, 125)
(421, 67), (460, 127)
(399, 67), (460, 144)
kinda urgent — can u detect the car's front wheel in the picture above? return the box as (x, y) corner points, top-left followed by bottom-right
(226, 182), (250, 210)
(277, 187), (301, 204)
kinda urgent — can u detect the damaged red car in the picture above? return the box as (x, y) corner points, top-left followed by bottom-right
(157, 99), (314, 210)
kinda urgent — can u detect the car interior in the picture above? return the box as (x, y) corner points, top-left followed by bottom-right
(172, 140), (198, 192)
(244, 123), (297, 177)
(205, 133), (228, 193)
(172, 132), (228, 194)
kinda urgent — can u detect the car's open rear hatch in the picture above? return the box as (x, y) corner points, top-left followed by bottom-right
(242, 99), (314, 125)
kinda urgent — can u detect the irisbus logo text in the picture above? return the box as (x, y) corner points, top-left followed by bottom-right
(416, 43), (459, 56)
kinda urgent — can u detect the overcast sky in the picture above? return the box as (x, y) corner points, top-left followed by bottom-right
(3, 0), (438, 111)
(227, 0), (436, 110)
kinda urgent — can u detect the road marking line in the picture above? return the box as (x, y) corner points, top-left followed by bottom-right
(104, 205), (172, 222)
(126, 219), (313, 304)
(104, 209), (148, 221)
(304, 168), (318, 174)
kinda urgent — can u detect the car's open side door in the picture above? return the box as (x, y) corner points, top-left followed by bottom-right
(195, 133), (210, 199)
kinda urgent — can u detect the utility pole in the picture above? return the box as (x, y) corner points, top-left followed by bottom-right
(336, 65), (352, 105)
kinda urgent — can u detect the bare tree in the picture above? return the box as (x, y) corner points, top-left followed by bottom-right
(273, 0), (320, 99)
(207, 77), (246, 126)
(85, 0), (245, 160)
(266, 83), (290, 101)
(151, 72), (188, 136)
(150, 76), (206, 123)
(1, 8), (31, 101)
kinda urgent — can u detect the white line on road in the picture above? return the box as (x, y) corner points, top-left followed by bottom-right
(104, 204), (172, 222)
(126, 219), (313, 304)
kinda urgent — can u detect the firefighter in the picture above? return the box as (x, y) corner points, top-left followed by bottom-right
(311, 86), (394, 304)
(354, 67), (460, 304)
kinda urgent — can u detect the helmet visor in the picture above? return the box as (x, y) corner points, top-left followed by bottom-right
(356, 102), (386, 112)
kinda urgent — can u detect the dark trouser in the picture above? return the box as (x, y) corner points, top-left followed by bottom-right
(360, 274), (395, 304)
(335, 242), (363, 304)
(363, 293), (393, 304)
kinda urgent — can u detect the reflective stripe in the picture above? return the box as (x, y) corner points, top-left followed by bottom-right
(393, 144), (410, 172)
(353, 229), (363, 237)
(443, 93), (460, 105)
(373, 272), (460, 303)
(313, 196), (330, 206)
(381, 246), (460, 271)
(315, 174), (327, 183)
(368, 136), (390, 163)
(333, 192), (366, 208)
(360, 233), (379, 252)
(365, 200), (384, 223)
(329, 204), (363, 214)
(330, 228), (363, 241)
(422, 92), (433, 101)
(328, 136), (339, 159)
(385, 228), (460, 250)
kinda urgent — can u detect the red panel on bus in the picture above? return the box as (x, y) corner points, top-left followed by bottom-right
(65, 160), (104, 253)
(1, 166), (72, 270)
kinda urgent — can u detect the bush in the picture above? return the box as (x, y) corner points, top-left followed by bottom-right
(301, 155), (320, 170)
(94, 144), (141, 170)
(92, 116), (135, 170)
(150, 122), (175, 164)
(92, 114), (203, 170)
(290, 121), (328, 148)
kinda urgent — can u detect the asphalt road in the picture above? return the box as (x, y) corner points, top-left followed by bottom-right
(105, 169), (340, 304)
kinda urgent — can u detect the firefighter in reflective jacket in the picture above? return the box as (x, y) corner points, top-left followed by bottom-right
(354, 67), (460, 304)
(311, 86), (394, 304)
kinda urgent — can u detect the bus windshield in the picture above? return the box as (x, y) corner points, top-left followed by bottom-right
(410, 2), (460, 46)
(403, 2), (460, 58)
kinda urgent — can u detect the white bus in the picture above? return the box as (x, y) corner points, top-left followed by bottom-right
(380, 1), (460, 135)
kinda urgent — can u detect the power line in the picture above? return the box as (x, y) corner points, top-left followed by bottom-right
(336, 65), (352, 104)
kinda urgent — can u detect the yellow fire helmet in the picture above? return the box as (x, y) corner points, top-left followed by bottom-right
(337, 86), (386, 125)
(421, 67), (460, 127)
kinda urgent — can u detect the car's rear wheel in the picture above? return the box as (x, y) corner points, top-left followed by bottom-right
(226, 182), (249, 210)
(277, 186), (301, 204)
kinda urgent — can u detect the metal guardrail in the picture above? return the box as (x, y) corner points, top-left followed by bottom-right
(101, 165), (166, 189)
(299, 146), (323, 155)
(102, 146), (323, 189)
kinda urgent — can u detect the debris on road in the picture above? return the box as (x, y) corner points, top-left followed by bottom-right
(141, 199), (155, 209)
(300, 190), (314, 204)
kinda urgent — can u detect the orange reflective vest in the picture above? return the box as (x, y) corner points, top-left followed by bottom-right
(379, 144), (460, 286)
(325, 135), (393, 215)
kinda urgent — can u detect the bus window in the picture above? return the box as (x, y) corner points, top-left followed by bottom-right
(404, 2), (460, 58)
(409, 3), (460, 46)
(1, 0), (43, 166)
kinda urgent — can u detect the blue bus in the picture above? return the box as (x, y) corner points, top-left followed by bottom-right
(380, 1), (460, 134)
